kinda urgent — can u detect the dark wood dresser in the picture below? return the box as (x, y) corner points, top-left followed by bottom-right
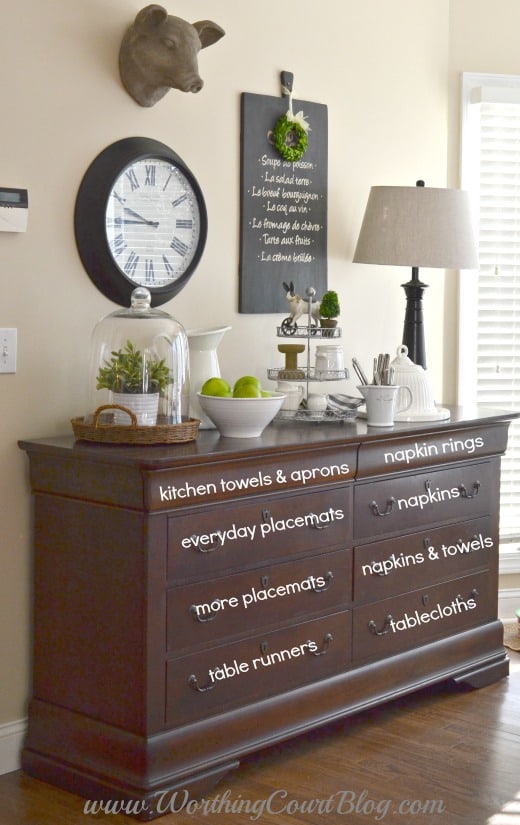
(19, 407), (517, 819)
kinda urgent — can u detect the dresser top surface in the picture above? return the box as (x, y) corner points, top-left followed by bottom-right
(18, 406), (519, 470)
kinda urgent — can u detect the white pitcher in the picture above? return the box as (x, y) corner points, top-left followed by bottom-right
(187, 326), (231, 428)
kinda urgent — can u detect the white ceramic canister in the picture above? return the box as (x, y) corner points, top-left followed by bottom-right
(315, 345), (344, 373)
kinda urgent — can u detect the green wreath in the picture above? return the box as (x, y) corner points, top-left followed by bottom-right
(272, 114), (308, 162)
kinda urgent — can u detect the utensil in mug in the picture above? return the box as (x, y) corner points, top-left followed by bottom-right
(357, 384), (413, 427)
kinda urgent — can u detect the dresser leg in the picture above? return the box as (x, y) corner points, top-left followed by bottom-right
(453, 653), (510, 689)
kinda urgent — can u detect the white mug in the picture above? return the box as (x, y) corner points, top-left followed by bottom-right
(357, 384), (413, 427)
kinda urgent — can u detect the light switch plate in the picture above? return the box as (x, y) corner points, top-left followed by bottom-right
(0, 328), (17, 373)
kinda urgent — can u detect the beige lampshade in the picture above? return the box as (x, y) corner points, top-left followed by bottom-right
(353, 184), (478, 270)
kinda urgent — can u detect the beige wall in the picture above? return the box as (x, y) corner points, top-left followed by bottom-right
(0, 0), (515, 739)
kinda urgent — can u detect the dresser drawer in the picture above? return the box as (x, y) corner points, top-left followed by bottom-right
(354, 459), (499, 542)
(353, 515), (497, 605)
(166, 610), (351, 726)
(357, 422), (510, 477)
(167, 485), (353, 584)
(352, 570), (494, 663)
(167, 549), (352, 655)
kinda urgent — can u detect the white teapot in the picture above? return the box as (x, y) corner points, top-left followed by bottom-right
(390, 345), (449, 421)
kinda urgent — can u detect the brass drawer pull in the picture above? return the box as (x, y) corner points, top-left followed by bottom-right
(188, 674), (215, 693)
(189, 604), (217, 623)
(459, 481), (481, 499)
(313, 572), (334, 592)
(370, 497), (396, 517)
(307, 632), (333, 656)
(368, 614), (393, 636)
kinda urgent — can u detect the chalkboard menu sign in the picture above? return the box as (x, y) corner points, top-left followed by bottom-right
(239, 92), (328, 314)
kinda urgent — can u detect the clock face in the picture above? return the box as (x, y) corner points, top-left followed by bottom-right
(105, 158), (202, 289)
(74, 138), (207, 306)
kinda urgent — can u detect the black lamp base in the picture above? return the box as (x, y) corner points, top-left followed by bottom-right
(401, 266), (428, 369)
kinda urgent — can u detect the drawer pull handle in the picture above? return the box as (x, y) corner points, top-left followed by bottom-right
(458, 588), (479, 601)
(313, 572), (334, 592)
(369, 563), (388, 577)
(190, 534), (223, 553)
(370, 497), (396, 517)
(312, 515), (333, 530)
(459, 481), (481, 499)
(307, 633), (333, 656)
(189, 604), (217, 623)
(368, 615), (393, 636)
(188, 674), (215, 693)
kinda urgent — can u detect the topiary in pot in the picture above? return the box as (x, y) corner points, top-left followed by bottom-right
(96, 340), (170, 425)
(319, 290), (340, 334)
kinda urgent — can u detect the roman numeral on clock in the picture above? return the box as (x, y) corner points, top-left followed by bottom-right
(176, 219), (193, 230)
(145, 259), (155, 283)
(145, 165), (156, 186)
(110, 233), (125, 256)
(125, 168), (139, 191)
(170, 236), (189, 256)
(124, 250), (140, 276)
(162, 255), (175, 277)
(171, 193), (188, 208)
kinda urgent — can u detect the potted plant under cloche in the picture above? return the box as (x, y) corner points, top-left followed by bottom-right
(96, 340), (170, 426)
(319, 290), (340, 335)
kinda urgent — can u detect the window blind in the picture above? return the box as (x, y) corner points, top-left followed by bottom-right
(473, 99), (520, 543)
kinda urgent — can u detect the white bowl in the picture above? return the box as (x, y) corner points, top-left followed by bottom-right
(196, 391), (285, 437)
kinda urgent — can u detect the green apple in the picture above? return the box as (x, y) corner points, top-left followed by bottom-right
(233, 375), (262, 393)
(233, 384), (262, 398)
(201, 377), (232, 397)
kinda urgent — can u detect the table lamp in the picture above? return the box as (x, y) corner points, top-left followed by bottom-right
(352, 180), (478, 371)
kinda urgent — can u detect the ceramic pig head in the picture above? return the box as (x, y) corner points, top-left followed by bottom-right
(119, 4), (225, 107)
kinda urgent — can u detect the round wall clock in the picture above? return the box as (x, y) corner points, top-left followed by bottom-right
(74, 137), (207, 306)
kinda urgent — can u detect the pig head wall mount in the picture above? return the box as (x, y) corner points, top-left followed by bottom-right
(119, 4), (225, 107)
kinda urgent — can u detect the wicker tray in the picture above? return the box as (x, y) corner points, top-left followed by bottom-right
(71, 404), (200, 445)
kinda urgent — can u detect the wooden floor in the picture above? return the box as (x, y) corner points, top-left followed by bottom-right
(1, 647), (519, 825)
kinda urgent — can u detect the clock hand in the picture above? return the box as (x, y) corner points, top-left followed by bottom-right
(114, 218), (160, 226)
(122, 207), (159, 227)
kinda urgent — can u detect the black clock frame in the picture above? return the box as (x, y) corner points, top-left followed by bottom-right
(74, 137), (208, 307)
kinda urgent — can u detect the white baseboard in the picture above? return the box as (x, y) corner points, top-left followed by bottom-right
(0, 718), (26, 775)
(498, 587), (520, 621)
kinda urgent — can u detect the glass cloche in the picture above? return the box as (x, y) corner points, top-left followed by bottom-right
(86, 287), (189, 427)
